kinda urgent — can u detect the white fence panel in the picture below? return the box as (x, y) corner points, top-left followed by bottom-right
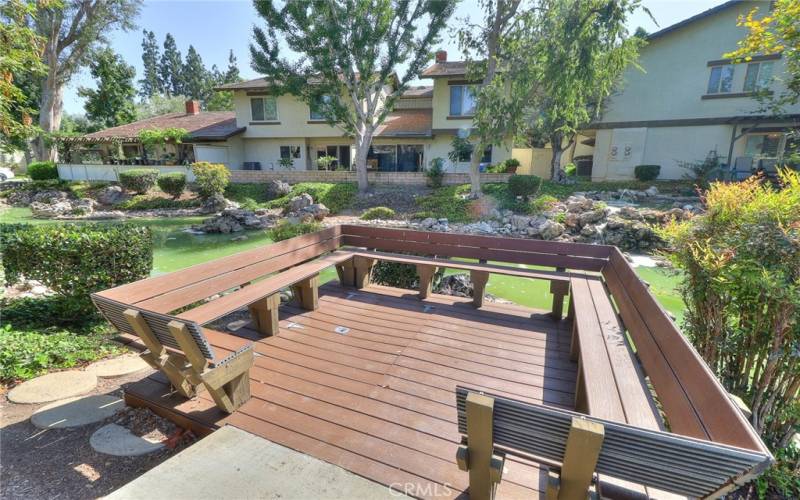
(57, 164), (195, 182)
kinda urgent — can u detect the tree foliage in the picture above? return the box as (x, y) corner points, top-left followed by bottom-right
(725, 0), (800, 112)
(139, 29), (161, 98)
(77, 47), (137, 128)
(159, 33), (183, 97)
(134, 93), (189, 119)
(250, 0), (456, 192)
(182, 45), (211, 101)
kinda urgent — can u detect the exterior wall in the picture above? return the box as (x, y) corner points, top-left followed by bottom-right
(243, 137), (309, 170)
(193, 135), (244, 169)
(58, 164), (195, 182)
(229, 170), (512, 185)
(431, 78), (473, 131)
(233, 92), (348, 139)
(428, 134), (513, 173)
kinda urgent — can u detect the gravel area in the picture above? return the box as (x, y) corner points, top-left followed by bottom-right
(1, 368), (195, 499)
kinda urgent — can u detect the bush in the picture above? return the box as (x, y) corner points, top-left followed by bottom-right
(415, 185), (473, 222)
(192, 162), (230, 198)
(1, 223), (153, 319)
(658, 169), (800, 453)
(156, 172), (187, 199)
(426, 157), (445, 188)
(27, 161), (58, 180)
(361, 206), (396, 220)
(116, 195), (200, 211)
(265, 182), (356, 214)
(118, 168), (159, 194)
(634, 164), (661, 181)
(225, 183), (269, 210)
(500, 158), (521, 173)
(507, 174), (542, 197)
(371, 259), (445, 289)
(268, 220), (322, 241)
(528, 194), (558, 214)
(564, 163), (577, 177)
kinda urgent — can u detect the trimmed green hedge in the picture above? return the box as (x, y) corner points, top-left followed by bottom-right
(1, 223), (153, 319)
(361, 206), (396, 220)
(508, 174), (542, 197)
(634, 164), (661, 181)
(119, 168), (159, 194)
(157, 172), (187, 199)
(27, 161), (58, 180)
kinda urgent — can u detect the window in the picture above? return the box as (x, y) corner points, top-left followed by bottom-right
(449, 85), (476, 116)
(707, 65), (734, 94)
(744, 134), (782, 159)
(366, 144), (425, 172)
(315, 145), (350, 169)
(280, 146), (301, 159)
(743, 61), (774, 92)
(455, 144), (492, 163)
(250, 97), (277, 121)
(310, 95), (332, 120)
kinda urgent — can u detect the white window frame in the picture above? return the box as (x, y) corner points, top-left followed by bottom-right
(449, 85), (477, 116)
(250, 96), (278, 122)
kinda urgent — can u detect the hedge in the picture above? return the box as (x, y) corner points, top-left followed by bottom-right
(157, 172), (187, 199)
(508, 174), (542, 197)
(361, 206), (396, 220)
(119, 168), (159, 194)
(27, 161), (58, 180)
(268, 220), (322, 241)
(1, 223), (153, 319)
(634, 164), (661, 181)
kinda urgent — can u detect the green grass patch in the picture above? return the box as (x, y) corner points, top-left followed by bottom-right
(265, 182), (357, 214)
(117, 195), (201, 211)
(225, 183), (269, 210)
(415, 185), (474, 222)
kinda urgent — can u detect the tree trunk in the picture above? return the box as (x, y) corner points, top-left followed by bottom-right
(36, 46), (63, 162)
(354, 129), (373, 193)
(469, 141), (484, 197)
(550, 132), (564, 181)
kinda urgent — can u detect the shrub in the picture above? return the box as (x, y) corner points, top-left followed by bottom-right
(528, 194), (558, 214)
(426, 157), (445, 188)
(225, 183), (269, 210)
(507, 174), (542, 197)
(118, 168), (159, 194)
(634, 164), (661, 181)
(658, 169), (800, 452)
(27, 161), (58, 180)
(564, 162), (577, 177)
(361, 206), (396, 220)
(679, 151), (725, 188)
(156, 172), (187, 199)
(192, 162), (230, 198)
(1, 223), (153, 320)
(268, 220), (322, 241)
(371, 259), (445, 290)
(415, 185), (473, 222)
(265, 182), (356, 214)
(503, 158), (521, 173)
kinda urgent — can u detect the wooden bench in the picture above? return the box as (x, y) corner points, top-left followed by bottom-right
(92, 295), (254, 413)
(455, 386), (772, 500)
(337, 249), (571, 318)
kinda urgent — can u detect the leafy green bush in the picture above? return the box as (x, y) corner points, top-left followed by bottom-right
(156, 172), (187, 199)
(489, 158), (521, 173)
(634, 164), (661, 181)
(659, 169), (799, 453)
(118, 168), (159, 194)
(1, 224), (153, 319)
(265, 182), (356, 214)
(564, 162), (577, 177)
(426, 157), (445, 188)
(27, 161), (58, 180)
(361, 206), (396, 220)
(371, 258), (445, 290)
(528, 194), (558, 214)
(507, 174), (542, 197)
(415, 185), (473, 222)
(678, 152), (724, 188)
(225, 183), (269, 210)
(268, 220), (322, 241)
(192, 162), (230, 198)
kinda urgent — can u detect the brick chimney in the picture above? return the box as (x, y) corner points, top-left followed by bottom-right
(185, 100), (201, 115)
(435, 50), (447, 63)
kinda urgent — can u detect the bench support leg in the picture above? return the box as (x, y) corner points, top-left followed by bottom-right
(463, 392), (504, 500)
(417, 264), (437, 299)
(293, 274), (320, 311)
(557, 417), (604, 500)
(353, 256), (375, 289)
(471, 270), (490, 308)
(201, 348), (254, 413)
(550, 281), (569, 319)
(336, 260), (356, 287)
(248, 293), (280, 337)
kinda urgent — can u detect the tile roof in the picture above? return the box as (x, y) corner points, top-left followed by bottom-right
(401, 86), (433, 98)
(80, 112), (243, 142)
(375, 109), (432, 137)
(420, 61), (468, 78)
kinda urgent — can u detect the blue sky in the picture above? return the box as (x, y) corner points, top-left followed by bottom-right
(62, 0), (724, 115)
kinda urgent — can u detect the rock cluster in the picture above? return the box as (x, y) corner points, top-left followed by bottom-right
(193, 209), (279, 234)
(266, 179), (291, 200)
(435, 274), (473, 298)
(284, 193), (330, 222)
(5, 189), (70, 207)
(199, 193), (238, 214)
(30, 198), (95, 218)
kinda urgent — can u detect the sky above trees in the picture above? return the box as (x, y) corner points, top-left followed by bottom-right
(62, 0), (723, 115)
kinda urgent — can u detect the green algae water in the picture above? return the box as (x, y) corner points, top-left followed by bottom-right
(1, 207), (684, 320)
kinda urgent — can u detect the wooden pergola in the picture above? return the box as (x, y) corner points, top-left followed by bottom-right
(92, 225), (772, 499)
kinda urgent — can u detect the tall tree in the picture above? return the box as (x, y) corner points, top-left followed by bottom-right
(159, 33), (183, 97)
(182, 44), (210, 101)
(250, 0), (456, 192)
(206, 51), (241, 111)
(139, 29), (161, 98)
(78, 48), (137, 128)
(134, 93), (189, 119)
(0, 0), (47, 156)
(30, 0), (141, 160)
(224, 49), (240, 83)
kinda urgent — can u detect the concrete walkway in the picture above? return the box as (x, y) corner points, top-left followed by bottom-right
(106, 426), (405, 500)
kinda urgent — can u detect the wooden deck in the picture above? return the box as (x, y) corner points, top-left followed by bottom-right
(125, 281), (577, 499)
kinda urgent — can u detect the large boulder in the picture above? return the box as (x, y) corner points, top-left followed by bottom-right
(30, 198), (95, 218)
(96, 185), (125, 205)
(302, 203), (330, 221)
(287, 193), (313, 213)
(578, 208), (607, 226)
(435, 274), (474, 298)
(199, 193), (231, 214)
(539, 220), (565, 240)
(265, 179), (291, 200)
(194, 209), (277, 233)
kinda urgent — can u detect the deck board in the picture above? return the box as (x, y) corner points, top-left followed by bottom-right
(125, 282), (577, 499)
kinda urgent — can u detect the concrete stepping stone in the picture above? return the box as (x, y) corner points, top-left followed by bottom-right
(31, 395), (124, 429)
(90, 424), (165, 456)
(7, 371), (97, 404)
(86, 354), (149, 378)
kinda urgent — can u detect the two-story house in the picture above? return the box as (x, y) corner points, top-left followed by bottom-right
(587, 0), (800, 180)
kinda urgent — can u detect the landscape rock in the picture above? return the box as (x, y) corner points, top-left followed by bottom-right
(198, 193), (236, 214)
(435, 274), (473, 298)
(645, 186), (659, 197)
(194, 209), (278, 233)
(30, 198), (95, 218)
(265, 179), (291, 200)
(301, 203), (330, 221)
(96, 185), (125, 205)
(539, 220), (565, 240)
(287, 193), (314, 213)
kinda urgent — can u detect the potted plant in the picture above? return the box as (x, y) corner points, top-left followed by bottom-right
(279, 156), (295, 170)
(316, 155), (336, 171)
(503, 158), (520, 174)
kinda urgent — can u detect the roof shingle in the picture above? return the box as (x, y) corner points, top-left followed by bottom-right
(80, 112), (243, 142)
(375, 109), (432, 137)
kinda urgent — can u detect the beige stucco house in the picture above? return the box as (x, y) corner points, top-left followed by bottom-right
(587, 0), (800, 180)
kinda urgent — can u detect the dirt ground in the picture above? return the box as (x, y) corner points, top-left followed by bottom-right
(0, 368), (193, 500)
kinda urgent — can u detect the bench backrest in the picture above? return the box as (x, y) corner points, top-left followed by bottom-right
(340, 225), (610, 271)
(601, 248), (766, 452)
(92, 294), (216, 361)
(456, 387), (772, 498)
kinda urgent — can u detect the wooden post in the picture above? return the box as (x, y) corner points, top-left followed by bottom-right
(293, 274), (320, 311)
(471, 270), (490, 308)
(417, 264), (437, 299)
(353, 256), (375, 289)
(466, 392), (498, 500)
(248, 293), (280, 337)
(550, 281), (569, 319)
(558, 417), (604, 500)
(336, 259), (356, 286)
